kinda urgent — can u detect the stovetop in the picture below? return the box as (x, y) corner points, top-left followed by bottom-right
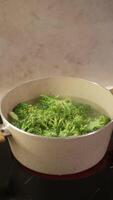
(0, 135), (113, 200)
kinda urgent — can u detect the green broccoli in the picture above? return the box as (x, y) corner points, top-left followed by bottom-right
(9, 95), (111, 137)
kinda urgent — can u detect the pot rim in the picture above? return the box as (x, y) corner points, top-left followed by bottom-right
(0, 76), (113, 140)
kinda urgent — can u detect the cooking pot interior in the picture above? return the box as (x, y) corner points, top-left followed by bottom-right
(1, 77), (113, 120)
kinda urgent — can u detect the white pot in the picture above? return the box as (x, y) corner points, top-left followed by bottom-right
(0, 77), (113, 175)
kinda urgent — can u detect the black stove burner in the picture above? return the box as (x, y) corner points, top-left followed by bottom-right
(0, 135), (113, 200)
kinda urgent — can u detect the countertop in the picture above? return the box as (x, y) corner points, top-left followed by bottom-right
(0, 0), (113, 98)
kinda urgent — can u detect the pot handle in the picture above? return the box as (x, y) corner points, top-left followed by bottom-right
(0, 116), (11, 143)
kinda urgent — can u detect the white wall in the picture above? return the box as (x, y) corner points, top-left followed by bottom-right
(0, 0), (113, 98)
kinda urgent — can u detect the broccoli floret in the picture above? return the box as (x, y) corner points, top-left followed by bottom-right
(9, 95), (111, 137)
(13, 103), (32, 119)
